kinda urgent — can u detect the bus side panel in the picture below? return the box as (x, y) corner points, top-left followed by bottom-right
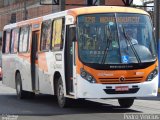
(51, 51), (66, 96)
(9, 54), (17, 89)
(38, 52), (53, 95)
(37, 51), (65, 95)
(16, 53), (33, 92)
(2, 54), (15, 89)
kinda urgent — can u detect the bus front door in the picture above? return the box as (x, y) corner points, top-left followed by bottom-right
(65, 25), (76, 95)
(31, 31), (40, 92)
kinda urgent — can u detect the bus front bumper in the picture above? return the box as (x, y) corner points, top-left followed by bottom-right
(76, 75), (158, 99)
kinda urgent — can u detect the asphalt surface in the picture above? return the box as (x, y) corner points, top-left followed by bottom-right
(0, 81), (160, 120)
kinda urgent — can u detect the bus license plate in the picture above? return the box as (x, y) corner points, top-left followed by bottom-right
(115, 86), (129, 91)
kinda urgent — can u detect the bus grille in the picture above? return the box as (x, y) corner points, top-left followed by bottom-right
(99, 77), (143, 84)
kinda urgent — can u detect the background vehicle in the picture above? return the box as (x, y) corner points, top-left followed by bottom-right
(2, 6), (158, 108)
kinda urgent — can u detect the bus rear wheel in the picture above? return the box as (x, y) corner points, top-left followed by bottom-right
(118, 98), (134, 108)
(56, 77), (71, 108)
(16, 72), (35, 99)
(16, 72), (26, 99)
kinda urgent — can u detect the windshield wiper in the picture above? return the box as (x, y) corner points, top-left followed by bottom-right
(121, 26), (141, 63)
(101, 25), (112, 64)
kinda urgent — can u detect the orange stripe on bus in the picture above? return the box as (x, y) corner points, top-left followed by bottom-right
(38, 52), (48, 72)
(18, 52), (48, 72)
(18, 53), (30, 62)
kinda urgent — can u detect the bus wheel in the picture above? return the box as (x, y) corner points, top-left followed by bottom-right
(118, 98), (134, 108)
(15, 73), (25, 99)
(57, 77), (70, 108)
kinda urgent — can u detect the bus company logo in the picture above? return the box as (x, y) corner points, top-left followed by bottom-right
(119, 76), (125, 82)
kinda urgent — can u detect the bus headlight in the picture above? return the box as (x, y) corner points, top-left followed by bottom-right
(80, 68), (96, 83)
(147, 67), (158, 81)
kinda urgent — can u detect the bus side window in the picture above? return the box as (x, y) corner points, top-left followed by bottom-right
(10, 28), (19, 53)
(52, 18), (65, 50)
(40, 20), (52, 51)
(2, 30), (11, 54)
(18, 26), (30, 52)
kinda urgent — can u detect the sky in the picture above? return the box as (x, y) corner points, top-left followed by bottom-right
(133, 0), (143, 5)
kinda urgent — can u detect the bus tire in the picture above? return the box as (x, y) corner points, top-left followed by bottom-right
(15, 72), (26, 99)
(56, 77), (71, 108)
(15, 73), (35, 99)
(118, 98), (134, 108)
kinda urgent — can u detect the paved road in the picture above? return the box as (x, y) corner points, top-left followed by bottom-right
(0, 81), (160, 120)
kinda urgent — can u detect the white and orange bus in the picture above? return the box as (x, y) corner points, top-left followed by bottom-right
(2, 6), (158, 108)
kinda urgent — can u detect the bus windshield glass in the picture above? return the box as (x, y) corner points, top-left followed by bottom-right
(77, 13), (157, 64)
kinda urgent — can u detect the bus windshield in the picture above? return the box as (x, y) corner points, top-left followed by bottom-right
(77, 13), (157, 64)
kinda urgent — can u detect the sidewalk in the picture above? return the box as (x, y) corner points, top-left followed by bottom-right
(0, 81), (16, 95)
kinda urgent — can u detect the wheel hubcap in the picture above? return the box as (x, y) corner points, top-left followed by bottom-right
(16, 76), (21, 96)
(58, 84), (64, 103)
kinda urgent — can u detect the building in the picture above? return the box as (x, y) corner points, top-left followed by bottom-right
(143, 1), (154, 17)
(0, 0), (125, 40)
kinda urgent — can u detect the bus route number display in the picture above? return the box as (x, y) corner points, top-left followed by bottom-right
(100, 17), (140, 23)
(85, 17), (95, 23)
(84, 16), (140, 23)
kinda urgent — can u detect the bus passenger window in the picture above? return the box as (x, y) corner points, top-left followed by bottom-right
(2, 30), (10, 54)
(52, 18), (65, 50)
(41, 20), (52, 51)
(10, 28), (19, 53)
(19, 26), (30, 52)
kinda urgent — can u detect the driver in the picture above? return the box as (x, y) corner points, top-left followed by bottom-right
(120, 30), (138, 49)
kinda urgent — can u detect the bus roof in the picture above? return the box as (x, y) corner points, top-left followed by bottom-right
(67, 6), (149, 16)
